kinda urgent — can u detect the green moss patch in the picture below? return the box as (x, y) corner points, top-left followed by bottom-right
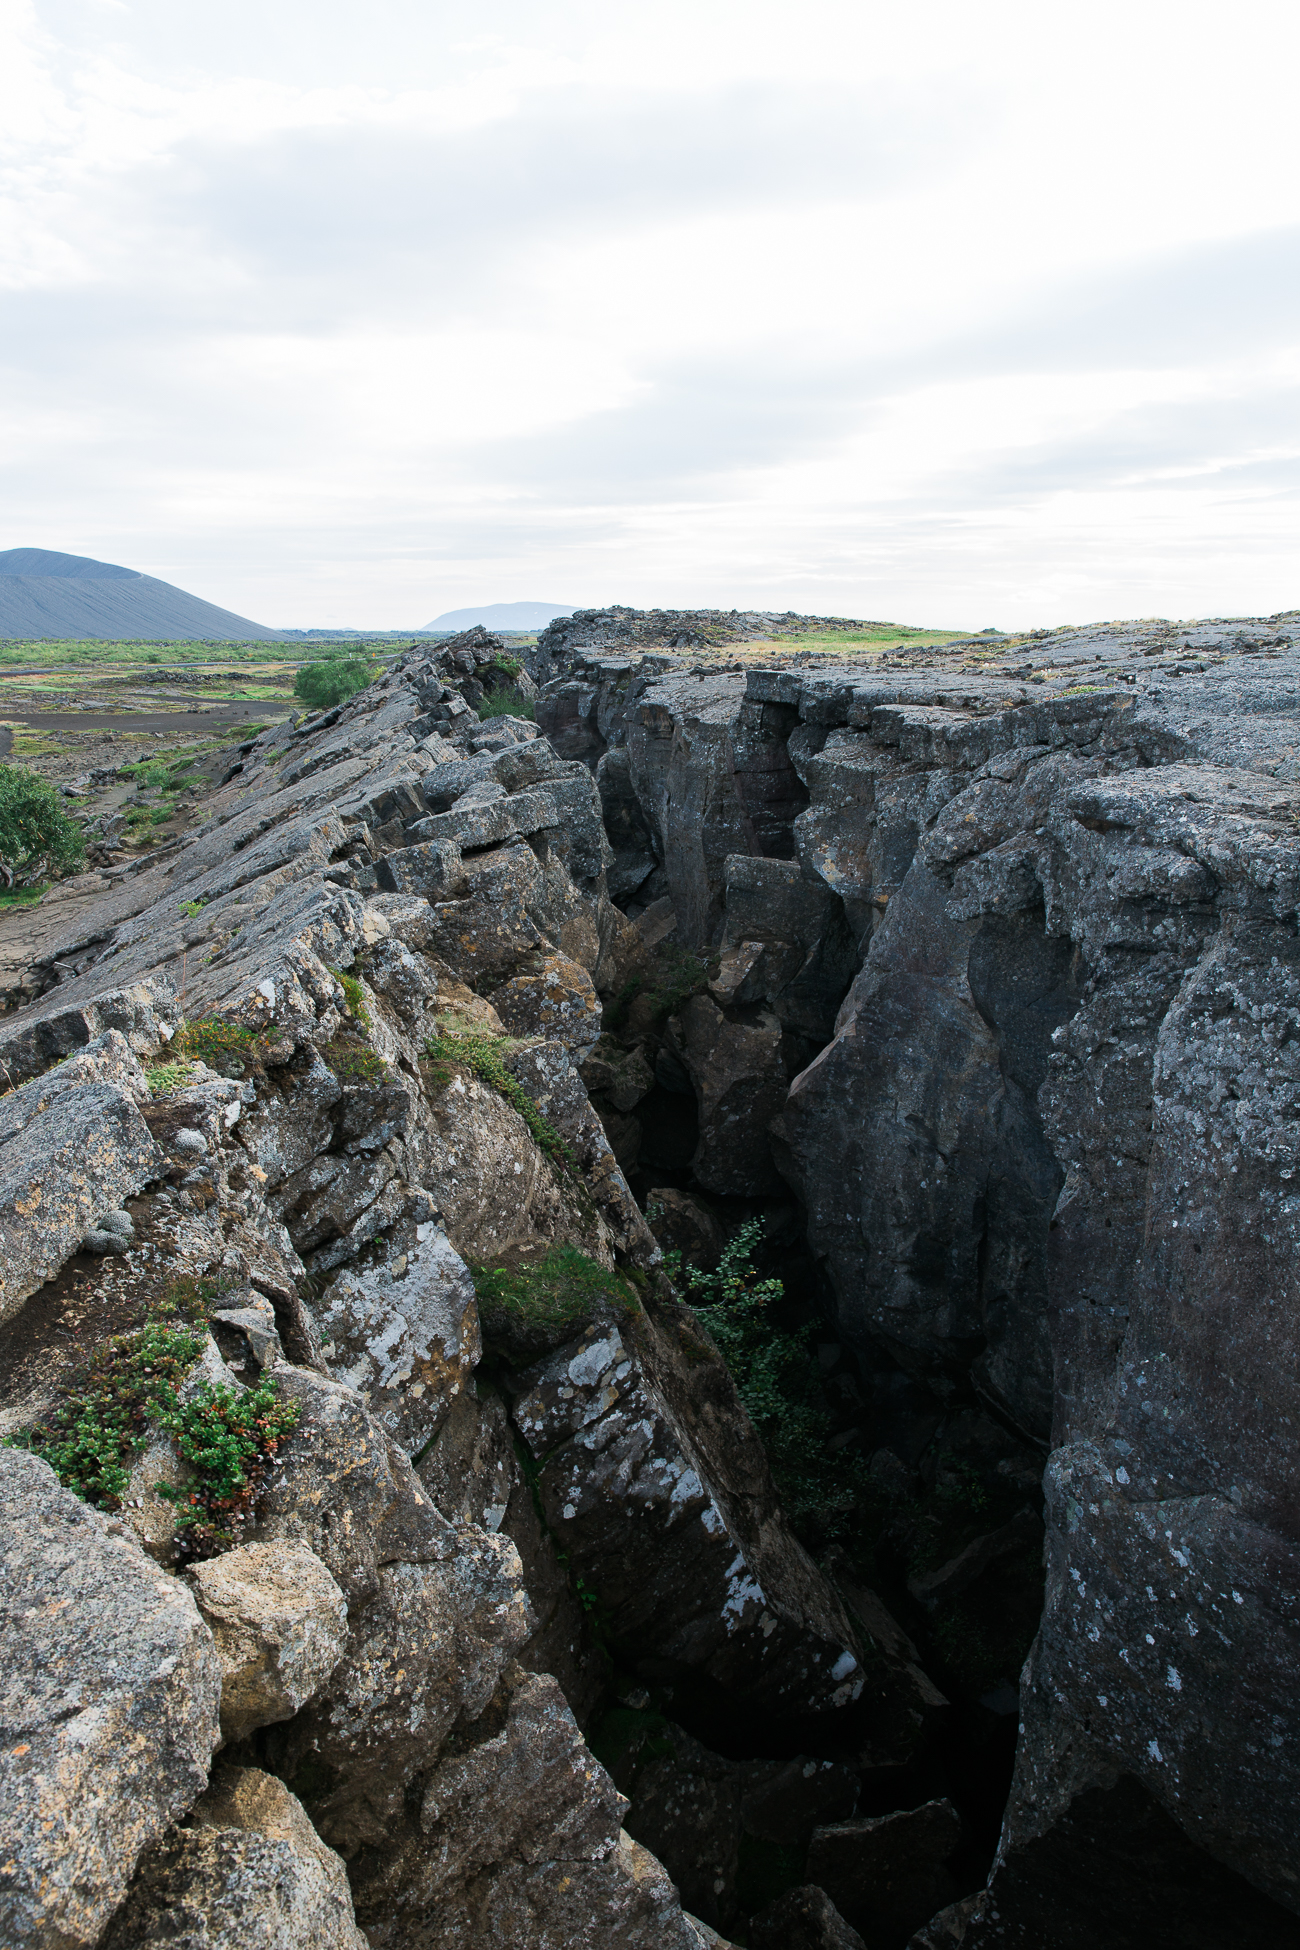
(472, 1244), (640, 1362)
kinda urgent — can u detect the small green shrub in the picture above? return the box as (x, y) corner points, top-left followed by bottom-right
(685, 1220), (869, 1543)
(7, 1285), (301, 1559)
(0, 764), (85, 887)
(8, 1310), (204, 1505)
(472, 1245), (639, 1352)
(159, 1374), (300, 1556)
(178, 899), (205, 919)
(423, 1029), (576, 1172)
(293, 656), (374, 710)
(477, 686), (535, 722)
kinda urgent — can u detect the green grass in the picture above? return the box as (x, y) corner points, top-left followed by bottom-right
(328, 965), (370, 1028)
(0, 884), (46, 907)
(477, 686), (535, 721)
(472, 1245), (640, 1354)
(145, 1059), (194, 1094)
(0, 637), (415, 669)
(323, 1033), (386, 1083)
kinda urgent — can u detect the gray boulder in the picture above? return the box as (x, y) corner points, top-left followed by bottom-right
(352, 1664), (700, 1949)
(750, 1885), (866, 1950)
(0, 1450), (221, 1949)
(186, 1541), (349, 1743)
(0, 1074), (160, 1326)
(103, 1766), (366, 1949)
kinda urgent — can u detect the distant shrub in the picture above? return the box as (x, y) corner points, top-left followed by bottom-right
(477, 686), (535, 722)
(293, 656), (374, 709)
(0, 764), (85, 887)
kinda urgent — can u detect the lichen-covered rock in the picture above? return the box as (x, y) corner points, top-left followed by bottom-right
(0, 1449), (222, 1949)
(103, 1766), (366, 1949)
(511, 1306), (866, 1726)
(0, 1073), (161, 1326)
(314, 1224), (481, 1451)
(352, 1664), (701, 1950)
(186, 1541), (348, 1742)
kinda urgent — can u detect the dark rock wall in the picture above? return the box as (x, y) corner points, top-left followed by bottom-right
(547, 618), (1300, 1939)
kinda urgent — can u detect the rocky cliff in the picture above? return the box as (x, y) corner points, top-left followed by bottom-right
(539, 611), (1300, 1945)
(2, 611), (1299, 1949)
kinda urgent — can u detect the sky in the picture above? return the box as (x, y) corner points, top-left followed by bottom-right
(1, 0), (1299, 630)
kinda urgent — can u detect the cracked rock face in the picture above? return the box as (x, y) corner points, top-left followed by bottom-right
(541, 619), (1300, 1937)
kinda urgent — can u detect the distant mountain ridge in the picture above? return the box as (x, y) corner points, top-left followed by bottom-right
(423, 601), (575, 631)
(0, 548), (276, 640)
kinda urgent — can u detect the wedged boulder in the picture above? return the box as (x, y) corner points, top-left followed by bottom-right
(352, 1664), (701, 1950)
(274, 1531), (532, 1852)
(622, 1721), (859, 1935)
(805, 1800), (963, 1945)
(186, 1541), (349, 1743)
(750, 1885), (866, 1950)
(581, 1036), (656, 1113)
(0, 1449), (222, 1949)
(104, 1767), (366, 1949)
(0, 1073), (162, 1326)
(668, 992), (787, 1196)
(490, 949), (602, 1057)
(645, 1186), (727, 1271)
(314, 1223), (481, 1451)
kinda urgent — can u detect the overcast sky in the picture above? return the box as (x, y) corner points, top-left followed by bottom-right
(2, 0), (1299, 629)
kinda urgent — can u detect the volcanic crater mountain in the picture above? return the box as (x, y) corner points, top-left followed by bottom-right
(0, 548), (277, 640)
(1, 607), (1299, 1950)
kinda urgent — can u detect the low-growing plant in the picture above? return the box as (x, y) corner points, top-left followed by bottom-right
(423, 1028), (577, 1172)
(145, 1059), (194, 1094)
(0, 763), (85, 887)
(6, 1284), (300, 1560)
(324, 1034), (386, 1083)
(174, 1017), (262, 1068)
(7, 1309), (204, 1506)
(158, 1374), (300, 1556)
(477, 686), (535, 722)
(178, 899), (206, 919)
(293, 655), (374, 710)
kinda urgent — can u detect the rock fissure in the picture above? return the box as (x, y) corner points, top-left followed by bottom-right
(1, 613), (1298, 1949)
